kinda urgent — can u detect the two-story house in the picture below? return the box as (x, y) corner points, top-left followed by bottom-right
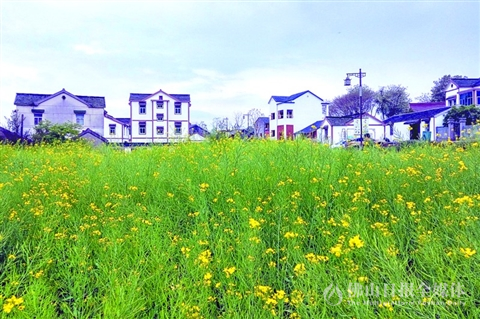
(445, 78), (480, 107)
(268, 90), (326, 139)
(104, 112), (131, 144)
(14, 88), (105, 136)
(129, 89), (191, 144)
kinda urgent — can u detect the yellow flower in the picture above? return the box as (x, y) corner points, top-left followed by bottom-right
(7, 254), (16, 260)
(349, 235), (364, 249)
(284, 232), (298, 239)
(293, 263), (306, 276)
(3, 302), (14, 314)
(330, 244), (342, 257)
(223, 266), (236, 278)
(249, 218), (261, 229)
(459, 247), (476, 258)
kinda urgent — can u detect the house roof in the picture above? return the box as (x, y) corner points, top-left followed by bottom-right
(409, 102), (445, 112)
(325, 115), (357, 126)
(129, 92), (191, 102)
(14, 89), (105, 108)
(255, 116), (269, 124)
(0, 127), (21, 142)
(270, 90), (323, 104)
(295, 120), (324, 135)
(450, 78), (480, 88)
(104, 112), (131, 125)
(78, 128), (109, 143)
(385, 107), (450, 124)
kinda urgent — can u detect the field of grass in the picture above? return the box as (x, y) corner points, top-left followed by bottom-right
(1, 139), (479, 318)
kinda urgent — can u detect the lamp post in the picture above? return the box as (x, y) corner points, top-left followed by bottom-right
(344, 68), (366, 147)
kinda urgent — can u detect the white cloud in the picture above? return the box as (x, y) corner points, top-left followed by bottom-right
(73, 44), (107, 55)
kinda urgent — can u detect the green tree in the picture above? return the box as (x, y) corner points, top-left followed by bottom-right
(375, 85), (411, 120)
(443, 105), (480, 126)
(33, 120), (82, 144)
(329, 85), (376, 116)
(430, 75), (467, 102)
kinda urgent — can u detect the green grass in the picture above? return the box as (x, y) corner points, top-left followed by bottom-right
(0, 139), (479, 318)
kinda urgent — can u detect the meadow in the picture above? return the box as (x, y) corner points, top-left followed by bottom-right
(0, 139), (479, 318)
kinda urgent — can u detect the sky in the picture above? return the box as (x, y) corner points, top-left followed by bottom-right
(1, 0), (479, 128)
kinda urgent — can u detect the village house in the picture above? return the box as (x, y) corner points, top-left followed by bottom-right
(104, 112), (131, 144)
(129, 89), (191, 144)
(445, 78), (480, 107)
(14, 88), (105, 137)
(268, 90), (327, 139)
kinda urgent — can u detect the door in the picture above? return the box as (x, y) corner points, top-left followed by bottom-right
(277, 125), (284, 140)
(286, 125), (294, 139)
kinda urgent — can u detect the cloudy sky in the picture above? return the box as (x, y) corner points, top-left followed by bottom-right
(1, 0), (479, 128)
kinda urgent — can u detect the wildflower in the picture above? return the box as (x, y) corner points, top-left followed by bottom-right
(223, 266), (236, 278)
(203, 272), (212, 286)
(196, 250), (212, 267)
(284, 232), (298, 239)
(7, 254), (16, 260)
(459, 247), (476, 258)
(330, 244), (342, 257)
(349, 235), (364, 249)
(249, 218), (261, 229)
(293, 263), (306, 276)
(265, 248), (275, 254)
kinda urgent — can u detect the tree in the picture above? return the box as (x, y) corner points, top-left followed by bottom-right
(4, 110), (22, 134)
(430, 75), (467, 102)
(32, 120), (82, 144)
(329, 85), (376, 116)
(246, 108), (264, 129)
(232, 112), (245, 130)
(443, 105), (480, 126)
(374, 85), (411, 120)
(212, 117), (229, 131)
(415, 93), (432, 103)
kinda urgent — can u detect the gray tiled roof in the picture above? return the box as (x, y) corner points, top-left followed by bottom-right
(271, 90), (323, 103)
(14, 92), (105, 108)
(451, 78), (480, 88)
(129, 93), (191, 102)
(385, 107), (450, 124)
(325, 115), (356, 126)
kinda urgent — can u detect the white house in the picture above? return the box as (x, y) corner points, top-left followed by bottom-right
(296, 113), (386, 145)
(129, 89), (191, 144)
(384, 107), (450, 141)
(445, 78), (480, 107)
(14, 88), (105, 136)
(104, 112), (131, 144)
(268, 90), (327, 139)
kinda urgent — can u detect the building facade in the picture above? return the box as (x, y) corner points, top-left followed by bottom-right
(129, 90), (191, 144)
(14, 88), (105, 136)
(268, 90), (326, 139)
(445, 78), (480, 107)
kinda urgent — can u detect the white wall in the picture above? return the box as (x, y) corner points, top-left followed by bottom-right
(130, 91), (190, 143)
(104, 117), (130, 143)
(16, 94), (104, 136)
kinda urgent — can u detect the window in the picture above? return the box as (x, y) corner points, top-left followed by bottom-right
(156, 100), (164, 108)
(156, 126), (164, 135)
(109, 124), (116, 135)
(447, 98), (456, 106)
(477, 93), (480, 105)
(322, 104), (328, 115)
(271, 129), (276, 137)
(287, 109), (293, 118)
(174, 122), (182, 135)
(76, 113), (84, 125)
(278, 110), (284, 119)
(265, 123), (269, 130)
(156, 113), (164, 121)
(139, 101), (146, 114)
(34, 114), (43, 125)
(139, 122), (146, 135)
(174, 102), (182, 115)
(459, 92), (473, 106)
(271, 113), (275, 120)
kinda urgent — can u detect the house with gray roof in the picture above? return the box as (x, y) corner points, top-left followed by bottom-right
(445, 77), (480, 107)
(268, 90), (327, 139)
(129, 89), (191, 144)
(296, 113), (386, 144)
(14, 88), (105, 137)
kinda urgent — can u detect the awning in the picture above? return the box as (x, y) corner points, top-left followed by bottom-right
(403, 120), (420, 125)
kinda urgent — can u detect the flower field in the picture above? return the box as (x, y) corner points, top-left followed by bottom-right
(0, 139), (479, 318)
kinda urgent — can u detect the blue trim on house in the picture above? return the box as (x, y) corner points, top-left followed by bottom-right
(384, 107), (450, 124)
(74, 110), (87, 114)
(31, 109), (44, 113)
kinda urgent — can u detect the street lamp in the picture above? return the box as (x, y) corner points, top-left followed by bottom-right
(344, 68), (366, 147)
